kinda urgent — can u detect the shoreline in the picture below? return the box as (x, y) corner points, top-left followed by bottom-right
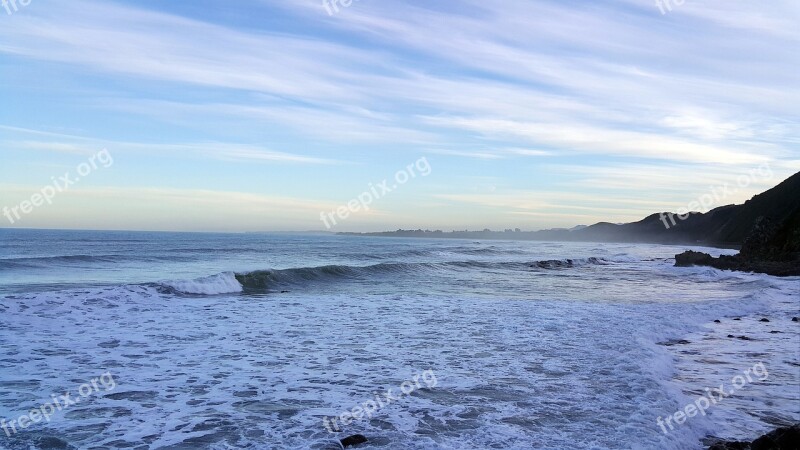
(659, 278), (800, 449)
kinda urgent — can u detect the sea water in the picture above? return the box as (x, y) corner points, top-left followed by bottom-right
(0, 229), (797, 449)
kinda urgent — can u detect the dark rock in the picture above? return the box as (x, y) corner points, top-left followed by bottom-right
(714, 320), (721, 323)
(740, 216), (781, 260)
(674, 248), (800, 277)
(734, 318), (741, 321)
(707, 424), (800, 450)
(675, 250), (716, 267)
(727, 334), (736, 338)
(708, 441), (749, 450)
(660, 339), (691, 346)
(281, 290), (289, 293)
(770, 331), (781, 334)
(674, 207), (800, 277)
(793, 317), (798, 322)
(341, 434), (368, 448)
(532, 259), (574, 269)
(751, 424), (800, 449)
(737, 336), (753, 341)
(760, 318), (770, 322)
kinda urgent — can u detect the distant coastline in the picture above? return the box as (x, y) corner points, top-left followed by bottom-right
(340, 171), (800, 252)
(337, 228), (740, 249)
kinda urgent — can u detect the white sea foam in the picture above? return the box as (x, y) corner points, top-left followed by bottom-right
(0, 242), (796, 449)
(661, 276), (800, 442)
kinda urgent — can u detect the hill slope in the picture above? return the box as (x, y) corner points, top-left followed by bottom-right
(572, 171), (800, 247)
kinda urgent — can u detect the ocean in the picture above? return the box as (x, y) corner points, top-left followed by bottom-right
(0, 229), (797, 449)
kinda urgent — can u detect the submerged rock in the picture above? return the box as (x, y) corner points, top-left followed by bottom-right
(36, 437), (70, 450)
(341, 434), (368, 448)
(530, 257), (605, 269)
(659, 339), (691, 346)
(531, 259), (575, 269)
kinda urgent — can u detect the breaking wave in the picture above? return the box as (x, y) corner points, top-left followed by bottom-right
(161, 272), (243, 295)
(148, 256), (624, 295)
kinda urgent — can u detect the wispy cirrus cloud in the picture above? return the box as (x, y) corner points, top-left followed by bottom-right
(1, 127), (340, 165)
(4, 1), (796, 158)
(0, 0), (797, 230)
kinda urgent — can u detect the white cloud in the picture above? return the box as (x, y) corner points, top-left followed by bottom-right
(1, 0), (797, 230)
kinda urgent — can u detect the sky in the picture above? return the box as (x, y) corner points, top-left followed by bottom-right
(0, 0), (798, 232)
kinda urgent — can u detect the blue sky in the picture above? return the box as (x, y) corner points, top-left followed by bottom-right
(0, 0), (798, 232)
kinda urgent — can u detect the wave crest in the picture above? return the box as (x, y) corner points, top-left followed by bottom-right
(162, 272), (243, 295)
(158, 256), (617, 294)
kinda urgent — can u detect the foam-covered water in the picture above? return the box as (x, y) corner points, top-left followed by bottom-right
(0, 230), (797, 449)
(164, 272), (243, 295)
